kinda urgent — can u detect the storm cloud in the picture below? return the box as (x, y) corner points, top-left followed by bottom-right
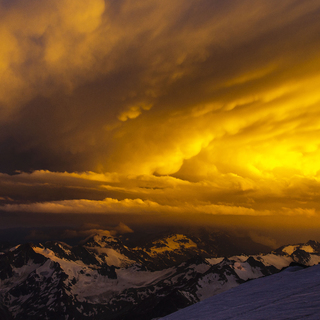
(1, 0), (320, 243)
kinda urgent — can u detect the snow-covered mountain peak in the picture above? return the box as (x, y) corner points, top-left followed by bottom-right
(146, 234), (197, 256)
(82, 231), (120, 248)
(77, 232), (137, 268)
(38, 241), (73, 260)
(2, 236), (320, 319)
(275, 240), (320, 256)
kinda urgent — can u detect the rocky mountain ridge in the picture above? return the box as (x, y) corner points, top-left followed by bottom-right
(0, 233), (320, 320)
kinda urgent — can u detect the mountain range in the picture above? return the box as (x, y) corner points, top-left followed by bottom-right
(0, 230), (320, 319)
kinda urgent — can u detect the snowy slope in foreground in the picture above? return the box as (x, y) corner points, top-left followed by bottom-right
(161, 264), (320, 320)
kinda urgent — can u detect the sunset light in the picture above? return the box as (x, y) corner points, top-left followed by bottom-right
(1, 0), (320, 246)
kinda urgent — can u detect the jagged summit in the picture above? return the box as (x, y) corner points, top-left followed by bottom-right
(81, 231), (120, 248)
(275, 240), (320, 254)
(271, 240), (320, 265)
(1, 236), (320, 320)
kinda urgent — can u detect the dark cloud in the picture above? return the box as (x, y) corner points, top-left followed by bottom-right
(24, 222), (133, 242)
(1, 0), (319, 174)
(1, 0), (320, 244)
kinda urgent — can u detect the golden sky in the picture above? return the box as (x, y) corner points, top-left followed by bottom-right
(1, 0), (320, 245)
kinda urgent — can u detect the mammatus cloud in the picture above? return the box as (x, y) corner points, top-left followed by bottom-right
(1, 0), (320, 175)
(1, 1), (320, 242)
(0, 0), (106, 113)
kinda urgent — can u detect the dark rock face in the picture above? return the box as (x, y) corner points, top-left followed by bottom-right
(0, 234), (319, 320)
(0, 304), (12, 320)
(246, 256), (278, 276)
(0, 244), (47, 280)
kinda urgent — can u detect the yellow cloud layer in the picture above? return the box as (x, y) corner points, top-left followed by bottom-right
(1, 1), (320, 235)
(0, 170), (319, 219)
(1, 195), (316, 220)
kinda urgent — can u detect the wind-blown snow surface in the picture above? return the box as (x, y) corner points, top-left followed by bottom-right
(160, 264), (320, 320)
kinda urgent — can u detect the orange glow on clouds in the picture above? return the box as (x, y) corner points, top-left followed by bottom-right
(1, 0), (320, 239)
